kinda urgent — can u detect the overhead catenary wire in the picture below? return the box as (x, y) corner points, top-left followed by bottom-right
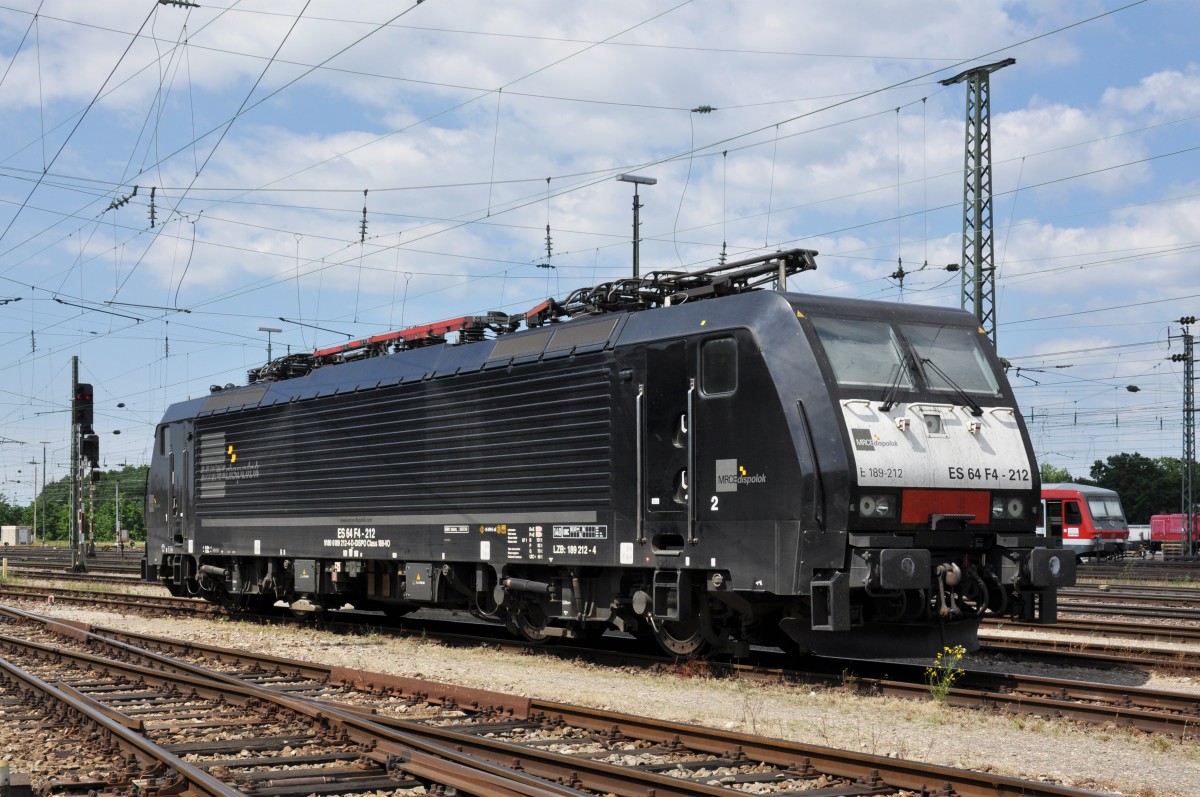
(0, 0), (1181, 480)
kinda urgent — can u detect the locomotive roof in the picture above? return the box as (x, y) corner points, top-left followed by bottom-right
(162, 267), (986, 425)
(786, 292), (984, 327)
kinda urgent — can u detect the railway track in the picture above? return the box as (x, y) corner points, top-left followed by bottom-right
(4, 583), (1200, 741)
(0, 545), (143, 576)
(0, 583), (217, 615)
(982, 615), (1200, 644)
(0, 609), (578, 797)
(1079, 558), (1200, 583)
(0, 604), (1122, 797)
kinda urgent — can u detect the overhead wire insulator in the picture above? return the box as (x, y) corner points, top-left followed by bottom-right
(103, 185), (138, 214)
(360, 189), (368, 243)
(158, 0), (201, 7)
(149, 186), (157, 228)
(544, 224), (553, 261)
(691, 105), (717, 113)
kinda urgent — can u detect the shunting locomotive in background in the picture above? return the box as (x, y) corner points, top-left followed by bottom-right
(142, 248), (1074, 657)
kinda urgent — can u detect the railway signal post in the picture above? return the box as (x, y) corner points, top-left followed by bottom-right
(69, 362), (96, 572)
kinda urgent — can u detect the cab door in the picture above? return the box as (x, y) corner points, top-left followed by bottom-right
(167, 421), (193, 546)
(1063, 500), (1084, 545)
(642, 341), (692, 549)
(693, 336), (738, 525)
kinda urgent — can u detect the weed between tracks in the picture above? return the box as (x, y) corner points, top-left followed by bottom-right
(925, 644), (966, 704)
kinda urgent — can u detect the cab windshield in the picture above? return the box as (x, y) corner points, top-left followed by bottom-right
(810, 317), (911, 389)
(899, 324), (1000, 396)
(1088, 497), (1126, 523)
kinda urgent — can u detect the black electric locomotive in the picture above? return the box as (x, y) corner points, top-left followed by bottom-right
(143, 249), (1074, 657)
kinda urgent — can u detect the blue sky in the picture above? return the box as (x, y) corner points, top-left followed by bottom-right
(0, 0), (1196, 499)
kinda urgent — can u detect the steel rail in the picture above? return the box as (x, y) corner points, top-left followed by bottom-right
(0, 615), (585, 797)
(981, 638), (1200, 675)
(2, 605), (1124, 797)
(0, 654), (243, 797)
(106, 615), (1200, 737)
(982, 615), (1200, 643)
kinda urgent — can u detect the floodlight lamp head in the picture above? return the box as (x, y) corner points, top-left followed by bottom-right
(617, 174), (657, 186)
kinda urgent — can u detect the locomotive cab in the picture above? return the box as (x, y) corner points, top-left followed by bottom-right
(776, 299), (1075, 654)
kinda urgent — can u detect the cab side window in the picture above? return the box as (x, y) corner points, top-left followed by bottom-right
(701, 337), (737, 395)
(1064, 501), (1083, 526)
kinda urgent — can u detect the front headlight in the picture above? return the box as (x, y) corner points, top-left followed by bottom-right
(858, 494), (896, 518)
(1006, 497), (1025, 518)
(992, 495), (1025, 518)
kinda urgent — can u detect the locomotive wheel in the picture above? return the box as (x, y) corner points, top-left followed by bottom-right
(956, 572), (990, 616)
(510, 604), (551, 644)
(289, 597), (324, 621)
(648, 615), (710, 657)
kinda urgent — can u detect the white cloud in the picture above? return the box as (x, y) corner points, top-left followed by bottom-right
(1102, 65), (1200, 119)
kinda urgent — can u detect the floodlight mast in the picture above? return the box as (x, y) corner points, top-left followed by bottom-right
(617, 174), (657, 279)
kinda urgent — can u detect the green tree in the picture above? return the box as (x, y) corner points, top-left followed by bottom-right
(1090, 453), (1181, 524)
(25, 464), (148, 543)
(1039, 463), (1075, 484)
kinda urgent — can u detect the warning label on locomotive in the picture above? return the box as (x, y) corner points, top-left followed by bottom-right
(507, 525), (546, 561)
(552, 524), (608, 539)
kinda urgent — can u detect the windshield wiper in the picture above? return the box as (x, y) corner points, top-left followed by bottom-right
(920, 357), (983, 416)
(878, 363), (905, 412)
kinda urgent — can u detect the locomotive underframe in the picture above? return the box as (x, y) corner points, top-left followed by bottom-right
(147, 525), (1070, 657)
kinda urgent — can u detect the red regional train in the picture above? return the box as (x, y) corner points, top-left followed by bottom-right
(1038, 484), (1129, 559)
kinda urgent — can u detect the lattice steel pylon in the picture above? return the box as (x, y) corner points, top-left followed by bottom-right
(939, 58), (1014, 347)
(1175, 318), (1196, 555)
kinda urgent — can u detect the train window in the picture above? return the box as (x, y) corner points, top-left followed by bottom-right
(701, 337), (737, 395)
(900, 324), (1000, 395)
(1064, 501), (1083, 526)
(1088, 497), (1126, 522)
(158, 426), (166, 456)
(811, 317), (910, 389)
